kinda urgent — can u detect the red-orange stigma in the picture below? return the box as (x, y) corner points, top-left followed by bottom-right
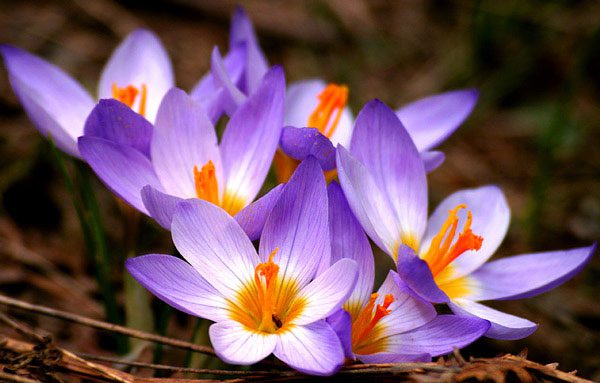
(254, 248), (280, 331)
(307, 83), (348, 138)
(112, 83), (147, 117)
(351, 293), (395, 349)
(424, 204), (483, 277)
(194, 161), (219, 205)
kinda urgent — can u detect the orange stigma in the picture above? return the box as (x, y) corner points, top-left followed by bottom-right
(112, 83), (147, 117)
(307, 83), (348, 138)
(254, 248), (281, 331)
(423, 204), (483, 277)
(194, 161), (219, 205)
(351, 293), (395, 350)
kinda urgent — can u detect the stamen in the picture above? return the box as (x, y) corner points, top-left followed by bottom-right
(424, 204), (483, 277)
(194, 161), (219, 205)
(254, 248), (280, 332)
(351, 293), (395, 348)
(111, 82), (148, 117)
(307, 83), (349, 138)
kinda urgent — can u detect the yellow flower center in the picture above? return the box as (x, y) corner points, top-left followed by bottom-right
(307, 83), (349, 138)
(351, 293), (395, 355)
(422, 204), (483, 277)
(112, 82), (147, 117)
(228, 248), (306, 334)
(193, 161), (245, 216)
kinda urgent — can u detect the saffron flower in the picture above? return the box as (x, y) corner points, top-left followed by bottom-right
(79, 66), (285, 237)
(273, 80), (478, 182)
(126, 158), (358, 376)
(327, 182), (489, 363)
(336, 99), (596, 340)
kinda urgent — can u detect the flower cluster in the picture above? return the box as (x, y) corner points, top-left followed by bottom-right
(2, 7), (595, 377)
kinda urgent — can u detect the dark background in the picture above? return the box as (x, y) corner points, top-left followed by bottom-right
(0, 0), (598, 379)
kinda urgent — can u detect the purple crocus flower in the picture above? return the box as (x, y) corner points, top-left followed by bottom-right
(126, 158), (358, 376)
(336, 99), (596, 340)
(78, 66), (285, 238)
(326, 181), (489, 363)
(272, 79), (479, 182)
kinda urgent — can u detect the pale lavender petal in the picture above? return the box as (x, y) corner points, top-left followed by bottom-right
(421, 151), (445, 173)
(259, 157), (329, 287)
(357, 352), (431, 364)
(465, 244), (596, 301)
(151, 88), (222, 199)
(382, 315), (489, 357)
(234, 184), (284, 241)
(98, 29), (174, 123)
(126, 254), (228, 322)
(273, 321), (344, 376)
(396, 89), (479, 151)
(220, 66), (285, 216)
(210, 47), (246, 115)
(376, 271), (437, 334)
(280, 127), (336, 171)
(1, 45), (94, 157)
(350, 99), (428, 245)
(141, 185), (184, 230)
(191, 43), (246, 122)
(420, 185), (510, 281)
(284, 79), (354, 147)
(395, 245), (449, 303)
(326, 309), (354, 359)
(328, 181), (374, 312)
(172, 199), (259, 298)
(78, 137), (161, 214)
(209, 320), (276, 365)
(83, 99), (152, 157)
(229, 6), (269, 94)
(294, 259), (358, 325)
(450, 299), (537, 340)
(336, 145), (401, 257)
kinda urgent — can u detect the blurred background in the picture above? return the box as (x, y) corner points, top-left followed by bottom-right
(0, 0), (598, 380)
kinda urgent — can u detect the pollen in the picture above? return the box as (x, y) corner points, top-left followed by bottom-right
(423, 204), (483, 277)
(194, 160), (220, 205)
(112, 82), (147, 117)
(307, 83), (349, 138)
(351, 293), (395, 354)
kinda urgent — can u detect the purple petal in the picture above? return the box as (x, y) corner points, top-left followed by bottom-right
(294, 259), (358, 325)
(151, 88), (222, 199)
(172, 199), (259, 298)
(191, 43), (246, 122)
(220, 66), (285, 214)
(83, 99), (152, 157)
(376, 271), (437, 334)
(326, 309), (354, 359)
(280, 127), (336, 171)
(336, 145), (401, 256)
(284, 79), (354, 147)
(141, 185), (184, 230)
(396, 89), (479, 151)
(259, 157), (329, 287)
(229, 6), (269, 94)
(78, 136), (161, 213)
(328, 181), (374, 313)
(421, 151), (445, 173)
(421, 185), (510, 281)
(450, 299), (537, 340)
(395, 245), (449, 303)
(357, 352), (431, 364)
(210, 47), (246, 115)
(383, 314), (489, 357)
(465, 244), (596, 301)
(98, 29), (174, 123)
(273, 321), (344, 376)
(350, 99), (428, 246)
(209, 320), (276, 365)
(234, 184), (284, 241)
(126, 254), (228, 322)
(1, 45), (94, 157)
